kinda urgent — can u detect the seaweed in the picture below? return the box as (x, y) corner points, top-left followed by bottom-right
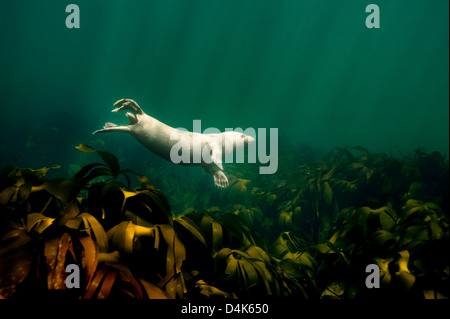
(0, 143), (448, 299)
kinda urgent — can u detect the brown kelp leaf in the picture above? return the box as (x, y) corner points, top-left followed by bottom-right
(76, 144), (120, 173)
(134, 174), (154, 189)
(97, 270), (118, 299)
(423, 290), (447, 299)
(195, 280), (236, 299)
(124, 210), (154, 228)
(51, 232), (77, 290)
(173, 216), (207, 248)
(0, 187), (18, 205)
(24, 166), (61, 179)
(26, 213), (54, 234)
(96, 151), (120, 173)
(117, 263), (144, 299)
(32, 179), (78, 204)
(215, 248), (272, 296)
(0, 229), (34, 298)
(71, 162), (104, 181)
(54, 199), (81, 227)
(78, 236), (99, 289)
(140, 278), (170, 299)
(200, 215), (223, 253)
(107, 221), (136, 255)
(79, 213), (108, 252)
(83, 268), (107, 299)
(85, 264), (147, 299)
(156, 225), (187, 298)
(123, 189), (172, 226)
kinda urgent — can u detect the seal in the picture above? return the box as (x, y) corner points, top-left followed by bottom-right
(93, 99), (255, 188)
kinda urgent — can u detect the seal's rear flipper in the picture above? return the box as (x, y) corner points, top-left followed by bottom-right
(112, 99), (144, 115)
(93, 123), (132, 135)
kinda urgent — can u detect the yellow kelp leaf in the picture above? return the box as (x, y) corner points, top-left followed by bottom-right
(230, 178), (251, 192)
(375, 257), (393, 286)
(25, 165), (61, 179)
(321, 281), (345, 299)
(285, 251), (315, 270)
(373, 230), (395, 246)
(429, 214), (444, 240)
(396, 250), (411, 274)
(322, 181), (333, 206)
(75, 144), (96, 152)
(216, 249), (271, 296)
(395, 250), (416, 291)
(120, 188), (139, 212)
(245, 245), (271, 264)
(278, 211), (293, 229)
(316, 242), (336, 254)
(266, 193), (277, 205)
(379, 210), (397, 231)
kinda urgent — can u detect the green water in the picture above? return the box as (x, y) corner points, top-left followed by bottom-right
(0, 1), (449, 300)
(0, 0), (448, 170)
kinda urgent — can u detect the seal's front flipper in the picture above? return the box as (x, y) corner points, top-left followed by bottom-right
(92, 122), (132, 135)
(112, 99), (144, 115)
(212, 170), (229, 188)
(203, 165), (229, 188)
(209, 142), (223, 170)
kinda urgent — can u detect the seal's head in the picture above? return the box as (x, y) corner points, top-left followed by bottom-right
(222, 131), (256, 152)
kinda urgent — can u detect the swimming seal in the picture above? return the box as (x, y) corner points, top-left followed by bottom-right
(93, 99), (255, 188)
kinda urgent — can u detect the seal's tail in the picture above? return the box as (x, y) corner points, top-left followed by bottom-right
(92, 122), (132, 135)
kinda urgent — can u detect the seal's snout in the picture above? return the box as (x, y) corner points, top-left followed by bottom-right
(245, 135), (256, 146)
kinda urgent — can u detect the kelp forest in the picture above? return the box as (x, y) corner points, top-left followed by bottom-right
(0, 141), (448, 300)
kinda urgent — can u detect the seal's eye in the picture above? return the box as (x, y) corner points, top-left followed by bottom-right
(241, 134), (245, 138)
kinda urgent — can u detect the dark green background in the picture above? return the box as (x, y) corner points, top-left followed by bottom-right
(0, 0), (448, 169)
